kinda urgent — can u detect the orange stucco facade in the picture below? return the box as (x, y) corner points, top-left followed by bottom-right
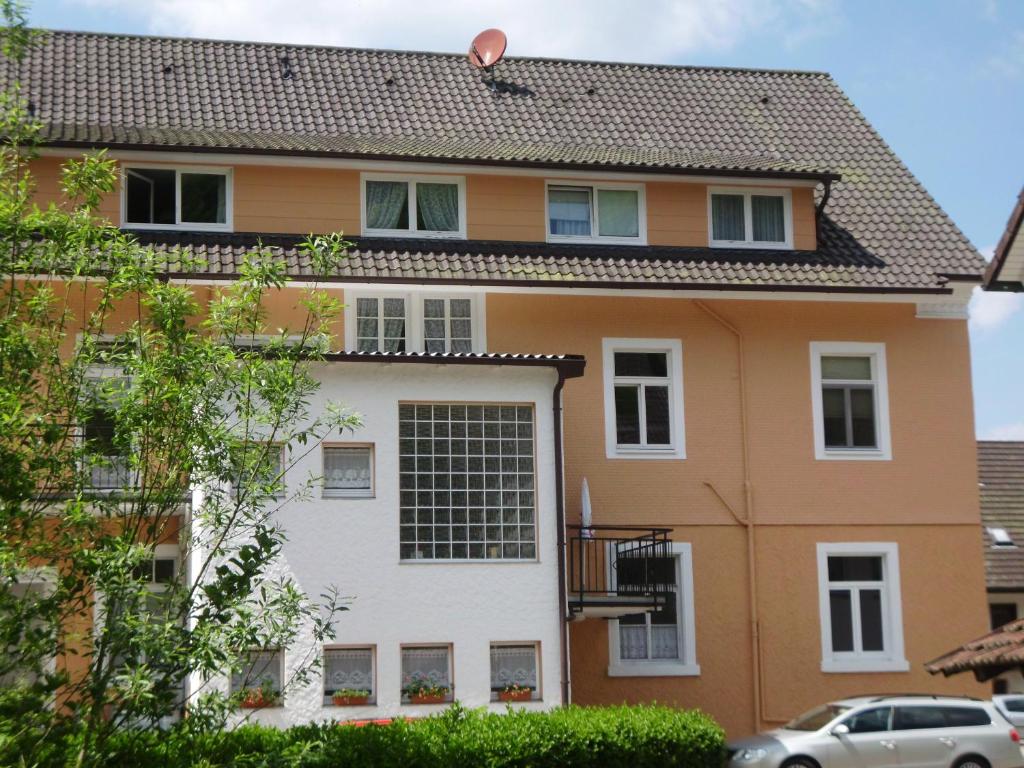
(29, 154), (988, 737)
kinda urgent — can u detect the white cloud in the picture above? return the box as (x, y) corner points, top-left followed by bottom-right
(969, 286), (1024, 332)
(981, 422), (1024, 441)
(983, 29), (1024, 79)
(74, 0), (839, 63)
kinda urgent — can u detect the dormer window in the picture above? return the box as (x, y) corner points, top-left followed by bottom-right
(361, 174), (466, 238)
(122, 166), (231, 231)
(709, 187), (791, 249)
(546, 182), (645, 244)
(988, 527), (1016, 549)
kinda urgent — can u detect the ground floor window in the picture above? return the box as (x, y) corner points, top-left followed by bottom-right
(230, 649), (283, 707)
(324, 647), (375, 706)
(401, 645), (453, 704)
(490, 643), (540, 701)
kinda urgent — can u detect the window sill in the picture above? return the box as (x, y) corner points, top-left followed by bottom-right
(322, 490), (374, 499)
(607, 662), (700, 678)
(363, 228), (466, 240)
(123, 223), (233, 233)
(709, 239), (792, 251)
(547, 234), (647, 247)
(821, 658), (909, 674)
(816, 448), (892, 461)
(398, 558), (540, 565)
(609, 446), (685, 461)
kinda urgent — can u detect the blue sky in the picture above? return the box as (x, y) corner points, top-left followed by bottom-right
(28, 0), (1024, 438)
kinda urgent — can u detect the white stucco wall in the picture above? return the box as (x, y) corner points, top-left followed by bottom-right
(214, 360), (564, 726)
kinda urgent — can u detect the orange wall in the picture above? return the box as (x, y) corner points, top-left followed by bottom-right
(32, 156), (818, 249)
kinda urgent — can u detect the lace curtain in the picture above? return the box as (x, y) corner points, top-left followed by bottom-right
(489, 645), (538, 689)
(711, 194), (745, 240)
(619, 624), (679, 661)
(230, 650), (282, 693)
(416, 183), (459, 232)
(549, 188), (592, 236)
(597, 189), (639, 237)
(401, 646), (450, 687)
(324, 648), (373, 694)
(751, 195), (784, 242)
(356, 297), (406, 353)
(366, 180), (409, 230)
(324, 447), (371, 490)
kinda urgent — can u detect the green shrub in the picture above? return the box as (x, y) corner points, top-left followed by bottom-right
(94, 703), (725, 768)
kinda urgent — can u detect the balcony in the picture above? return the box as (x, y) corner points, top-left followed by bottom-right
(566, 524), (673, 619)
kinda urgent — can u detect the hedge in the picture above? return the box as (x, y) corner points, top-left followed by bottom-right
(98, 703), (726, 768)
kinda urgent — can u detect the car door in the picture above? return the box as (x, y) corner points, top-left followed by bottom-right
(890, 705), (955, 768)
(827, 707), (901, 768)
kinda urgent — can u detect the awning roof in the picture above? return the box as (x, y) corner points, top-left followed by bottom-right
(926, 618), (1024, 681)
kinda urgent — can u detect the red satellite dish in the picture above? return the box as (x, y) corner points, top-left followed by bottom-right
(468, 28), (507, 70)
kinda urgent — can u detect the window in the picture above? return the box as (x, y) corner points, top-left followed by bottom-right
(988, 527), (1017, 548)
(344, 293), (482, 354)
(399, 404), (536, 561)
(355, 297), (407, 353)
(893, 706), (990, 730)
(842, 707), (892, 733)
(810, 342), (891, 460)
(490, 643), (540, 701)
(362, 175), (466, 238)
(546, 183), (645, 243)
(323, 445), (374, 498)
(401, 645), (453, 703)
(324, 647), (374, 705)
(82, 376), (134, 490)
(816, 543), (907, 673)
(123, 166), (231, 230)
(0, 571), (55, 689)
(990, 602), (1018, 630)
(708, 187), (791, 249)
(602, 338), (685, 459)
(231, 443), (285, 499)
(608, 543), (699, 677)
(230, 649), (283, 703)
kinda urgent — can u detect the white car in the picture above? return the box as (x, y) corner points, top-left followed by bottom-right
(995, 696), (1024, 728)
(727, 695), (1022, 768)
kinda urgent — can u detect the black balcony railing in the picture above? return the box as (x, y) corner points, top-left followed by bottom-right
(566, 524), (673, 618)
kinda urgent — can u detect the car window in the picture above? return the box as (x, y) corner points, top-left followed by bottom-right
(786, 704), (851, 731)
(894, 706), (948, 730)
(1003, 699), (1024, 713)
(843, 707), (891, 733)
(942, 707), (990, 727)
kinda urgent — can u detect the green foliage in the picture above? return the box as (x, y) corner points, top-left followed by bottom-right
(64, 704), (727, 768)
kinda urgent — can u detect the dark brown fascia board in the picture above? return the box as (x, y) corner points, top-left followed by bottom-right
(42, 140), (842, 183)
(986, 186), (1024, 289)
(987, 586), (1024, 594)
(165, 270), (953, 295)
(320, 351), (586, 379)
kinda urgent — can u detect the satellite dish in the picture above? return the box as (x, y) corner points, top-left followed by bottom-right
(468, 28), (507, 70)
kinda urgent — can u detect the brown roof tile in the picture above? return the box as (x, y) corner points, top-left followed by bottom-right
(979, 441), (1024, 591)
(2, 30), (986, 291)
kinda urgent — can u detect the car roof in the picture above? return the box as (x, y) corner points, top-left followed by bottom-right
(831, 695), (986, 708)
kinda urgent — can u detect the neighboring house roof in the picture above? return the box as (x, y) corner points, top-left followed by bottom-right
(926, 618), (1024, 681)
(321, 349), (586, 378)
(2, 30), (986, 292)
(985, 187), (1024, 291)
(979, 441), (1024, 592)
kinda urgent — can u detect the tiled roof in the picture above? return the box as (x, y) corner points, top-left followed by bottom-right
(4, 30), (986, 291)
(926, 618), (1024, 681)
(141, 231), (959, 292)
(321, 349), (585, 377)
(979, 441), (1024, 591)
(986, 187), (1024, 290)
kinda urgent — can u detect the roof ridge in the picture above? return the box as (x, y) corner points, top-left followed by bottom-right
(31, 27), (833, 78)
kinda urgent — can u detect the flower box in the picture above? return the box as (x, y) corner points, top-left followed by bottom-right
(498, 689), (533, 702)
(409, 693), (448, 705)
(239, 692), (280, 709)
(332, 693), (371, 706)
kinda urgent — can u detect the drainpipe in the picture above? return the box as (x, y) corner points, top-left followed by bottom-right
(694, 300), (762, 731)
(552, 369), (571, 706)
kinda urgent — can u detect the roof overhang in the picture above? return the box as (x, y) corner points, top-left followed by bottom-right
(985, 186), (1024, 291)
(320, 349), (586, 379)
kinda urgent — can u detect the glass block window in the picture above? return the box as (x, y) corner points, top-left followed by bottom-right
(356, 297), (407, 353)
(490, 644), (540, 700)
(323, 446), (373, 498)
(423, 298), (473, 354)
(324, 647), (374, 703)
(401, 645), (452, 701)
(399, 403), (536, 561)
(230, 649), (283, 697)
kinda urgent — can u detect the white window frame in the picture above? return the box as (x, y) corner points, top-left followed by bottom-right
(809, 342), (892, 461)
(816, 542), (908, 673)
(230, 647), (285, 699)
(707, 186), (792, 250)
(400, 643), (454, 704)
(323, 644), (376, 705)
(360, 173), (467, 239)
(3, 567), (57, 691)
(545, 181), (647, 245)
(322, 443), (375, 499)
(343, 291), (486, 353)
(602, 338), (685, 460)
(121, 164), (233, 232)
(489, 641), (542, 702)
(607, 542), (699, 677)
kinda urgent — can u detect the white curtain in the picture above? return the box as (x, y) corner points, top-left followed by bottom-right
(401, 647), (450, 687)
(324, 448), (371, 490)
(416, 183), (459, 232)
(324, 648), (373, 694)
(489, 645), (537, 689)
(712, 194), (745, 241)
(619, 623), (679, 660)
(597, 189), (639, 237)
(549, 188), (592, 236)
(751, 195), (784, 242)
(366, 180), (409, 230)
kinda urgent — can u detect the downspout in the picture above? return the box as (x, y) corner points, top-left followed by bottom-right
(552, 369), (571, 706)
(694, 300), (761, 731)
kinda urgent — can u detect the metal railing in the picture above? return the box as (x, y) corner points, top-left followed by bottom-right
(566, 524), (673, 616)
(88, 456), (135, 490)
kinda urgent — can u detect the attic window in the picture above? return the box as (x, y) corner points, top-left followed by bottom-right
(709, 187), (792, 250)
(988, 527), (1016, 548)
(123, 166), (231, 231)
